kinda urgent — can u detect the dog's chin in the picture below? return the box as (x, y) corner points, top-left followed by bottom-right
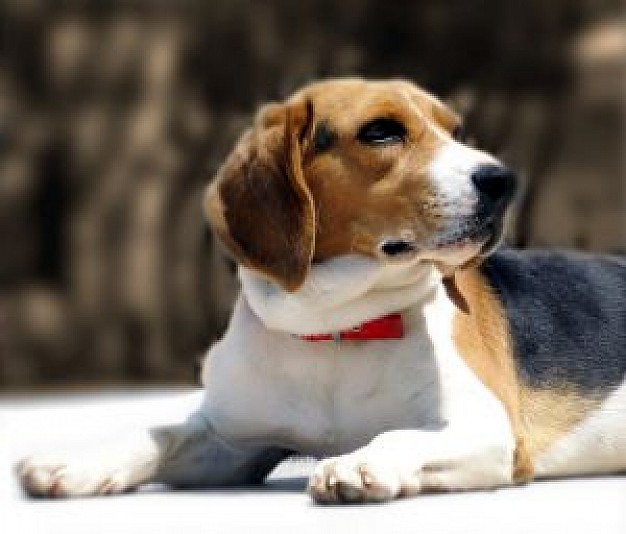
(422, 222), (504, 271)
(423, 239), (485, 269)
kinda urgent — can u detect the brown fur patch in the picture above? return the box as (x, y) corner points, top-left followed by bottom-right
(206, 79), (464, 289)
(452, 268), (604, 480)
(205, 100), (315, 291)
(452, 267), (534, 481)
(293, 80), (451, 262)
(519, 387), (601, 457)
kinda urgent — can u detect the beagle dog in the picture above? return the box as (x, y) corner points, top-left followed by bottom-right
(17, 78), (626, 502)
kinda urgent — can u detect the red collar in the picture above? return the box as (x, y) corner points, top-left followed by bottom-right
(299, 313), (404, 342)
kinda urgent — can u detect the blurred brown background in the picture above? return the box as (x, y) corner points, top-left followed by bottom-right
(0, 0), (623, 390)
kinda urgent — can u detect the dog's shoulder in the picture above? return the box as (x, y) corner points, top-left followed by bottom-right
(481, 248), (626, 391)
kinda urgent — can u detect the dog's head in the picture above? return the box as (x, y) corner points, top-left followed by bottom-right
(206, 79), (517, 291)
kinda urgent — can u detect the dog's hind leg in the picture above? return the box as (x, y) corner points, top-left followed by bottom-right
(16, 403), (288, 498)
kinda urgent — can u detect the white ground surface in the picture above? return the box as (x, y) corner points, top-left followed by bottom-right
(2, 389), (625, 534)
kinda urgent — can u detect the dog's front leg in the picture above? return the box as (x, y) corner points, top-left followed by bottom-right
(309, 426), (516, 503)
(17, 408), (288, 498)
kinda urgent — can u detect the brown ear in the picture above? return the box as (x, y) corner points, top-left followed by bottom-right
(204, 100), (315, 292)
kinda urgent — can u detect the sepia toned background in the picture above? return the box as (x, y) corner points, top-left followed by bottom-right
(0, 0), (623, 390)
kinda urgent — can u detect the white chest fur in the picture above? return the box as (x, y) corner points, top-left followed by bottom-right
(15, 255), (517, 500)
(201, 258), (512, 456)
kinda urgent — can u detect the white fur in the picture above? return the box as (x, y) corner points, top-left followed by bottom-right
(535, 379), (626, 478)
(239, 255), (436, 335)
(411, 140), (505, 268)
(17, 252), (626, 502)
(428, 141), (499, 210)
(17, 256), (517, 501)
(206, 258), (514, 455)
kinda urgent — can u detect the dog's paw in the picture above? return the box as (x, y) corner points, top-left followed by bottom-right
(15, 455), (134, 498)
(308, 452), (413, 504)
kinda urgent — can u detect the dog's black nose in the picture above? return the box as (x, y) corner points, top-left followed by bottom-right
(471, 164), (517, 205)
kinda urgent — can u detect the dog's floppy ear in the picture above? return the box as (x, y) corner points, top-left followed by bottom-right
(205, 99), (315, 292)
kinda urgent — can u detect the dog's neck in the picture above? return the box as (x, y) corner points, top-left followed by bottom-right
(239, 255), (441, 336)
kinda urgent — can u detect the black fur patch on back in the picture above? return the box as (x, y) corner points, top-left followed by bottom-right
(482, 249), (626, 392)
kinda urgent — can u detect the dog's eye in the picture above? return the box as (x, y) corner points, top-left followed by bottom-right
(452, 124), (467, 142)
(357, 118), (406, 145)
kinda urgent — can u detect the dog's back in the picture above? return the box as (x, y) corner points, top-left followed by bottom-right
(484, 248), (626, 391)
(482, 249), (626, 477)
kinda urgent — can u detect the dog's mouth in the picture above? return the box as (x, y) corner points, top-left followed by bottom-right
(433, 217), (502, 254)
(431, 216), (504, 264)
(378, 216), (504, 267)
